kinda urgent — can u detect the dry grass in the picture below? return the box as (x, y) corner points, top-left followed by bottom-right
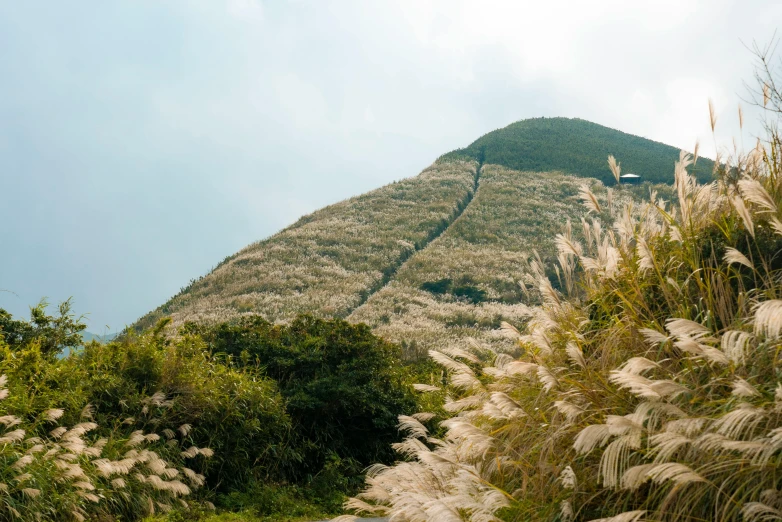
(342, 122), (782, 521)
(348, 166), (628, 357)
(135, 161), (477, 330)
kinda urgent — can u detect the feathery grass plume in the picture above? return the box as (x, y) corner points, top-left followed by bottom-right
(732, 195), (756, 237)
(723, 247), (754, 269)
(709, 98), (718, 133)
(588, 510), (647, 522)
(561, 499), (574, 522)
(665, 318), (711, 340)
(743, 502), (782, 522)
(499, 321), (521, 339)
(754, 300), (782, 339)
(412, 412), (437, 423)
(713, 403), (764, 439)
(397, 415), (429, 440)
(565, 342), (586, 368)
(0, 415), (21, 427)
(554, 400), (584, 422)
(559, 466), (577, 489)
(649, 431), (692, 463)
(608, 155), (621, 184)
(80, 404), (95, 419)
(739, 177), (778, 213)
(721, 330), (754, 364)
(579, 184), (602, 214)
(732, 378), (761, 397)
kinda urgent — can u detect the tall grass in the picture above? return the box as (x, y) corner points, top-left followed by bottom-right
(135, 161), (477, 330)
(349, 167), (633, 358)
(341, 99), (782, 520)
(0, 376), (211, 521)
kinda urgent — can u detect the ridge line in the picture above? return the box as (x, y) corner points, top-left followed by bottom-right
(341, 160), (484, 318)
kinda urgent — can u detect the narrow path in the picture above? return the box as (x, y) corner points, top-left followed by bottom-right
(342, 161), (483, 318)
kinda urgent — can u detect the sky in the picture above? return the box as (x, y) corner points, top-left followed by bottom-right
(0, 0), (778, 332)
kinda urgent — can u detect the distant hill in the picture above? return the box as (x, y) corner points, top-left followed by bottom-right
(81, 331), (118, 343)
(58, 331), (119, 358)
(136, 117), (699, 353)
(443, 117), (713, 185)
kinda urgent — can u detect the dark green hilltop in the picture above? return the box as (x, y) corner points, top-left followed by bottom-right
(442, 117), (713, 184)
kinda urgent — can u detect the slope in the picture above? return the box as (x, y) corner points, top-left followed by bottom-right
(443, 117), (713, 185)
(135, 160), (478, 330)
(136, 118), (693, 345)
(348, 165), (623, 356)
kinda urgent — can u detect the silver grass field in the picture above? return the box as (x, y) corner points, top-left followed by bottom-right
(340, 106), (782, 521)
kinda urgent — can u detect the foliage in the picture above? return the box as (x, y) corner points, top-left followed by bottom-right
(0, 299), (85, 357)
(0, 304), (424, 520)
(442, 117), (715, 185)
(345, 117), (782, 520)
(185, 315), (418, 481)
(0, 316), (294, 520)
(0, 344), (212, 520)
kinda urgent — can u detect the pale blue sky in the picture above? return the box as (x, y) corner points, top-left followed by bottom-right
(0, 1), (777, 331)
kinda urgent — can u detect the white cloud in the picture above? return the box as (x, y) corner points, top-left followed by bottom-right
(226, 0), (264, 23)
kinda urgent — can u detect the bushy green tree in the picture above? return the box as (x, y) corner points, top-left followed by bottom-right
(185, 315), (417, 480)
(0, 298), (85, 357)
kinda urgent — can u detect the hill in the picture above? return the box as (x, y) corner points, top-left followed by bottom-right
(136, 117), (699, 352)
(443, 116), (713, 184)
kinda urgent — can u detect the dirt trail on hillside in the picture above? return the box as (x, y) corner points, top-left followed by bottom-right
(342, 162), (483, 318)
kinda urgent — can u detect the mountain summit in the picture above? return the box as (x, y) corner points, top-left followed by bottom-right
(136, 117), (711, 353)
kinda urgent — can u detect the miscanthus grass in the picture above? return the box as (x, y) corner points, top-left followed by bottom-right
(0, 379), (211, 521)
(349, 167), (635, 358)
(136, 161), (477, 330)
(341, 109), (782, 521)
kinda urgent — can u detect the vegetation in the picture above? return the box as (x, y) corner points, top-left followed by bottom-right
(0, 307), (418, 520)
(184, 315), (417, 481)
(349, 166), (639, 358)
(442, 117), (715, 185)
(134, 120), (699, 360)
(343, 111), (782, 519)
(135, 161), (478, 330)
(7, 49), (777, 522)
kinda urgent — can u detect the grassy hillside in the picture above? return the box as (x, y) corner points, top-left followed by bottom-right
(135, 160), (478, 330)
(136, 118), (694, 349)
(348, 165), (633, 356)
(443, 117), (714, 185)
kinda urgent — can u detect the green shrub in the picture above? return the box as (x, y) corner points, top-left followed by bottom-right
(0, 314), (292, 508)
(0, 342), (211, 520)
(185, 315), (417, 481)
